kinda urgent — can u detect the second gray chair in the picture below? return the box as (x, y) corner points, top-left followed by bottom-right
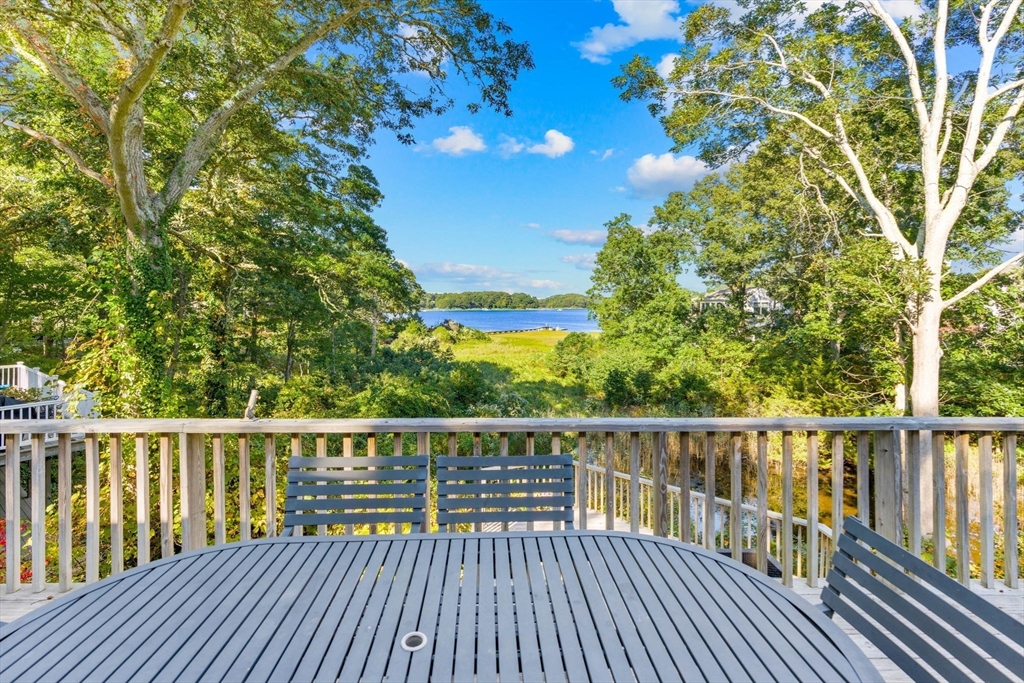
(435, 454), (575, 531)
(284, 454), (428, 535)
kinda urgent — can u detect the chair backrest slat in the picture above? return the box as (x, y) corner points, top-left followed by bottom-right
(822, 516), (1024, 683)
(284, 454), (428, 534)
(435, 454), (575, 532)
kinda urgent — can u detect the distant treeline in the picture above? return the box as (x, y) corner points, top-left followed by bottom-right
(422, 291), (588, 310)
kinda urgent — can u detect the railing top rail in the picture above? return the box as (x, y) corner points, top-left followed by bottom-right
(0, 416), (1020, 434)
(0, 398), (64, 411)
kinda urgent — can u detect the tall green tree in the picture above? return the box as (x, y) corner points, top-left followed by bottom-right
(1, 0), (531, 411)
(616, 0), (1023, 416)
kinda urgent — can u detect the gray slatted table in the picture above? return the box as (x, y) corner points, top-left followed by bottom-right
(0, 531), (880, 682)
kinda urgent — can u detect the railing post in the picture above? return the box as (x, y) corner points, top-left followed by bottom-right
(30, 433), (45, 591)
(577, 432), (588, 531)
(730, 432), (742, 561)
(109, 433), (123, 574)
(782, 430), (793, 587)
(806, 431), (819, 588)
(136, 434), (150, 565)
(629, 432), (640, 534)
(679, 432), (691, 544)
(954, 431), (970, 586)
(856, 431), (870, 524)
(907, 430), (921, 557)
(6, 429), (23, 593)
(1004, 433), (1018, 588)
(551, 432), (562, 530)
(704, 432), (716, 551)
(654, 432), (667, 537)
(873, 430), (900, 544)
(498, 432), (509, 532)
(919, 429), (934, 537)
(86, 432), (99, 583)
(213, 434), (226, 545)
(239, 435), (251, 542)
(318, 433), (329, 536)
(756, 431), (768, 574)
(978, 432), (994, 588)
(58, 433), (71, 590)
(526, 432), (535, 532)
(160, 433), (174, 557)
(831, 432), (844, 542)
(932, 431), (946, 572)
(418, 431), (431, 533)
(290, 434), (303, 537)
(605, 432), (614, 531)
(266, 434), (278, 537)
(473, 432), (483, 532)
(180, 432), (206, 552)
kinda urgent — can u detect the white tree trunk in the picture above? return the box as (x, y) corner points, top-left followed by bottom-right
(910, 282), (943, 417)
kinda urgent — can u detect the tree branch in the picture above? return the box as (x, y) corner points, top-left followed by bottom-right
(155, 1), (372, 218)
(107, 0), (193, 234)
(2, 118), (112, 187)
(974, 85), (1024, 171)
(987, 78), (1024, 103)
(942, 251), (1024, 310)
(115, 0), (191, 114)
(3, 8), (110, 134)
(860, 0), (930, 135)
(670, 88), (838, 139)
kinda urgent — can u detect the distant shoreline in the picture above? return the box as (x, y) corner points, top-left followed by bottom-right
(420, 307), (588, 312)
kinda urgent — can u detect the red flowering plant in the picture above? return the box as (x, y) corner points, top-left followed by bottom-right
(0, 518), (34, 583)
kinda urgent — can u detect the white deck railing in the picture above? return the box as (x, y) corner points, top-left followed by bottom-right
(0, 417), (1019, 597)
(0, 363), (97, 454)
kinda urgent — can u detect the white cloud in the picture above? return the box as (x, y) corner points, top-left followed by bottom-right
(656, 53), (678, 79)
(413, 262), (563, 290)
(590, 148), (615, 161)
(550, 229), (607, 245)
(561, 253), (598, 270)
(525, 222), (542, 229)
(626, 153), (711, 198)
(498, 134), (526, 157)
(528, 130), (575, 158)
(519, 279), (563, 289)
(575, 0), (683, 64)
(426, 126), (486, 156)
(576, 1), (921, 65)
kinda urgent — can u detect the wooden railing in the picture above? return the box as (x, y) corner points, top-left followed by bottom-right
(582, 462), (835, 580)
(1, 417), (1019, 596)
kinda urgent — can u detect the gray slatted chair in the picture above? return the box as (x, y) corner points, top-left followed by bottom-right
(283, 455), (428, 535)
(435, 454), (575, 532)
(821, 515), (1024, 683)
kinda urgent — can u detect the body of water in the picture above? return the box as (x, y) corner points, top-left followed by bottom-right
(418, 308), (599, 332)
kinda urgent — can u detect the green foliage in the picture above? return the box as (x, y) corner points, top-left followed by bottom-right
(1, 0), (531, 416)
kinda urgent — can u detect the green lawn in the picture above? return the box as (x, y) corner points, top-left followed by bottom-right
(452, 331), (588, 414)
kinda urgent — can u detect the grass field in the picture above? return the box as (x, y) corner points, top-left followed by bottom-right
(452, 330), (587, 414)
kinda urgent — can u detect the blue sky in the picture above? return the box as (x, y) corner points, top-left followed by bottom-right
(364, 0), (1013, 297)
(367, 0), (714, 296)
